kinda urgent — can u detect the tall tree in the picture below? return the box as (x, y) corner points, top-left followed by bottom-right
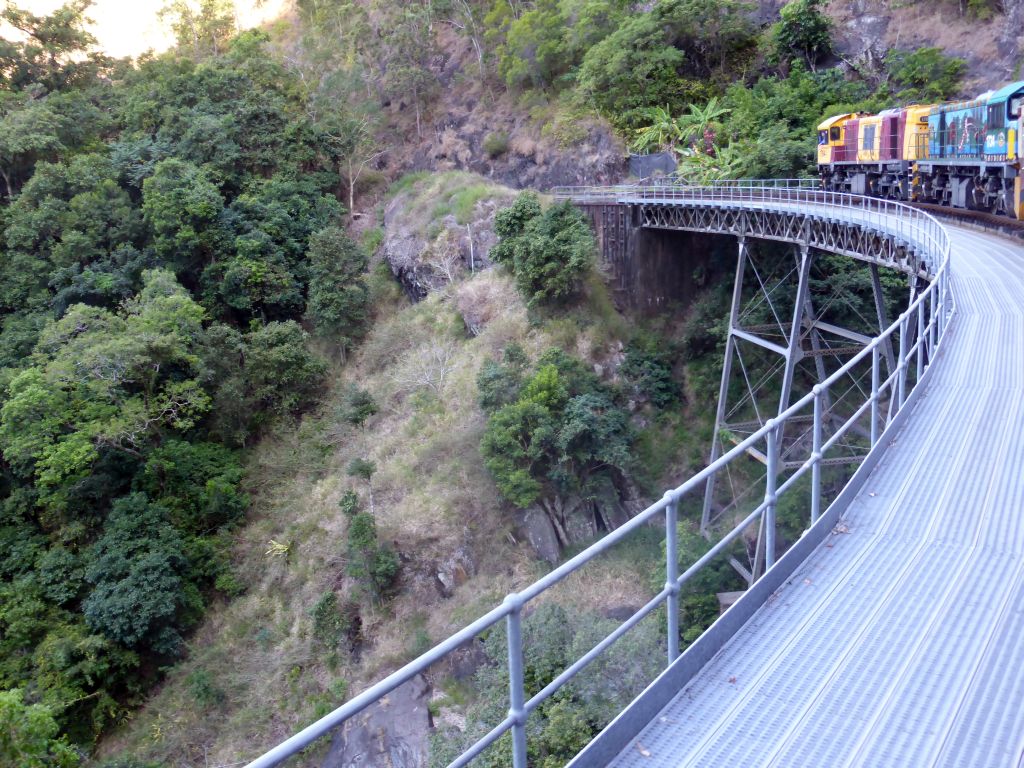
(772, 0), (833, 71)
(303, 226), (369, 357)
(0, 689), (79, 768)
(0, 270), (209, 521)
(0, 0), (103, 93)
(160, 0), (237, 59)
(378, 3), (439, 137)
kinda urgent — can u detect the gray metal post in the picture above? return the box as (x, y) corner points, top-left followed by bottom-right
(764, 422), (778, 572)
(916, 301), (925, 381)
(870, 345), (880, 446)
(665, 494), (680, 664)
(506, 600), (528, 767)
(897, 314), (908, 408)
(702, 235), (748, 533)
(870, 264), (897, 376)
(928, 284), (937, 357)
(801, 291), (836, 431)
(939, 271), (949, 337)
(811, 386), (823, 524)
(777, 243), (813, 417)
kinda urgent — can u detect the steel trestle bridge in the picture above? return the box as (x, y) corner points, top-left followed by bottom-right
(247, 182), (1024, 768)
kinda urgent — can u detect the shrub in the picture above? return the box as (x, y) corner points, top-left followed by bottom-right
(482, 132), (509, 158)
(311, 591), (350, 648)
(491, 193), (595, 307)
(886, 46), (966, 102)
(340, 387), (378, 426)
(770, 0), (832, 70)
(345, 512), (399, 600)
(620, 338), (680, 408)
(186, 668), (226, 708)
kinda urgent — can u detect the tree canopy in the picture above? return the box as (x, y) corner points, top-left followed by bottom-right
(0, 1), (367, 749)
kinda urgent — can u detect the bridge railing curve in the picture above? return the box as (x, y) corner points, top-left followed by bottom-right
(551, 181), (947, 277)
(245, 184), (953, 768)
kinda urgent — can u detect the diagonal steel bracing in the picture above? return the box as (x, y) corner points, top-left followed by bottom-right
(700, 233), (901, 543)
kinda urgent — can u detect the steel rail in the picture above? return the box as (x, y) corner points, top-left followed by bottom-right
(244, 183), (953, 768)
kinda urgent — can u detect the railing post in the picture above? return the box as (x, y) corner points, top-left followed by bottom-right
(811, 386), (823, 525)
(505, 597), (528, 768)
(916, 300), (925, 381)
(929, 283), (937, 356)
(764, 420), (778, 572)
(937, 270), (947, 338)
(871, 345), (880, 446)
(897, 313), (908, 409)
(665, 493), (680, 664)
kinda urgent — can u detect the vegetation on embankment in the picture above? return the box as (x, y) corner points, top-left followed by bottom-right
(91, 164), (739, 765)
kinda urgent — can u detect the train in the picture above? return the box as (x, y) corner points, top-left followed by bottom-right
(817, 81), (1024, 219)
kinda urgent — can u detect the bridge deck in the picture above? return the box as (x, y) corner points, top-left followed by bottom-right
(607, 226), (1024, 768)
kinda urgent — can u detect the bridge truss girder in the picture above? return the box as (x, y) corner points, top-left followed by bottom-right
(697, 234), (910, 578)
(639, 203), (932, 281)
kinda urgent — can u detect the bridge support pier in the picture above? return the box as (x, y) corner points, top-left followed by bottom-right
(701, 235), (905, 580)
(702, 236), (817, 542)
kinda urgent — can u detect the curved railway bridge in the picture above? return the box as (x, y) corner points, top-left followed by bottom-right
(247, 183), (1024, 768)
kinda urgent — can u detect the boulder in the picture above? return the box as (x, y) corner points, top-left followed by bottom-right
(321, 675), (432, 768)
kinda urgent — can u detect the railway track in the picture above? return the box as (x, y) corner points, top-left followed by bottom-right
(909, 201), (1024, 239)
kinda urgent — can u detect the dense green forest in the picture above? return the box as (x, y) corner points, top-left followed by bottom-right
(0, 2), (370, 762)
(0, 0), (989, 764)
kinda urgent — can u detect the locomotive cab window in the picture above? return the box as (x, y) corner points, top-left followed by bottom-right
(1011, 96), (1023, 118)
(818, 130), (827, 145)
(830, 127), (841, 141)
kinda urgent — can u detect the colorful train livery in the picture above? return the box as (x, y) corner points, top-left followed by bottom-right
(818, 81), (1024, 219)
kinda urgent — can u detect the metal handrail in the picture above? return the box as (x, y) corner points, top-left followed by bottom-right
(245, 184), (953, 768)
(550, 183), (946, 277)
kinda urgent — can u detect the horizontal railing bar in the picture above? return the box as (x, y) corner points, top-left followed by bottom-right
(448, 715), (518, 768)
(524, 586), (670, 714)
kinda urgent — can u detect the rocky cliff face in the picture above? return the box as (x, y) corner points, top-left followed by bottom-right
(321, 675), (432, 768)
(380, 173), (516, 302)
(1001, 0), (1024, 62)
(827, 0), (1023, 90)
(379, 26), (629, 192)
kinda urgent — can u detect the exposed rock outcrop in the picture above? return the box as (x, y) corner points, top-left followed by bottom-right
(381, 173), (516, 301)
(1000, 0), (1024, 61)
(321, 675), (432, 768)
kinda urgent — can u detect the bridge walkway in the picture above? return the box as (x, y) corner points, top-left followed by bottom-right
(607, 225), (1024, 767)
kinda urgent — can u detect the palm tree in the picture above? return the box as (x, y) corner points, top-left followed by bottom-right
(676, 97), (731, 154)
(630, 105), (684, 154)
(675, 141), (745, 184)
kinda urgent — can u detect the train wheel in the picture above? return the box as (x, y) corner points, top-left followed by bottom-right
(969, 178), (987, 211)
(995, 182), (1014, 217)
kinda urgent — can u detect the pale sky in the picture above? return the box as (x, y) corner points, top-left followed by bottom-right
(11, 0), (292, 59)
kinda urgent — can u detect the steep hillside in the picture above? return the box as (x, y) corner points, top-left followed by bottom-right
(95, 171), (715, 767)
(825, 0), (1024, 89)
